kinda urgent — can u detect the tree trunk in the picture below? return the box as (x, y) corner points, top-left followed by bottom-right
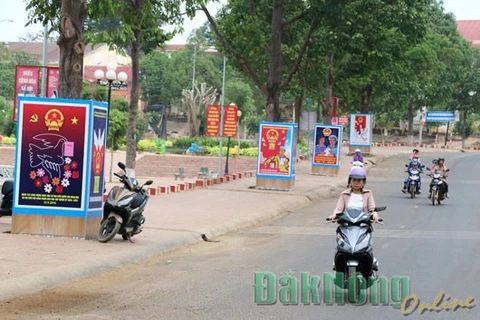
(126, 31), (141, 169)
(265, 0), (283, 122)
(293, 93), (303, 128)
(57, 0), (87, 98)
(360, 85), (372, 113)
(407, 102), (414, 146)
(323, 52), (334, 125)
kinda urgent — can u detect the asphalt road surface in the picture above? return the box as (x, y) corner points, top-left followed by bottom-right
(1, 152), (479, 320)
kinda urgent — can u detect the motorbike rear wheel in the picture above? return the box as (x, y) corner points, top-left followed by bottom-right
(98, 216), (121, 243)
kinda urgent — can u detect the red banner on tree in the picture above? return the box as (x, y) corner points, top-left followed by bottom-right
(223, 105), (238, 137)
(206, 105), (220, 136)
(14, 66), (40, 121)
(47, 67), (59, 98)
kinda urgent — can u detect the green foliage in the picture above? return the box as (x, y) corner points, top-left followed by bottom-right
(0, 136), (16, 145)
(0, 43), (39, 100)
(0, 97), (15, 136)
(137, 138), (156, 152)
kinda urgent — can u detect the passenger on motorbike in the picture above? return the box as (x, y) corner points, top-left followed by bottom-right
(402, 157), (423, 194)
(329, 167), (380, 271)
(409, 149), (420, 161)
(430, 158), (437, 172)
(429, 157), (449, 198)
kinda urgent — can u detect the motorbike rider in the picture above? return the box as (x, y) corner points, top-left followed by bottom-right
(329, 167), (380, 271)
(402, 156), (423, 194)
(345, 149), (365, 187)
(353, 148), (364, 163)
(429, 157), (449, 198)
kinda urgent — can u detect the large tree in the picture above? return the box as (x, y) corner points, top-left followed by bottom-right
(27, 0), (87, 98)
(26, 0), (202, 169)
(201, 0), (318, 122)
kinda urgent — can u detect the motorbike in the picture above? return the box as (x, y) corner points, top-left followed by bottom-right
(326, 206), (386, 291)
(351, 160), (367, 168)
(404, 164), (424, 199)
(98, 162), (153, 243)
(426, 167), (449, 206)
(0, 174), (13, 217)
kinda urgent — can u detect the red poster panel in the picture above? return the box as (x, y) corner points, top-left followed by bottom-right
(47, 67), (59, 98)
(14, 66), (40, 121)
(206, 105), (220, 136)
(258, 124), (290, 176)
(222, 105), (238, 137)
(338, 115), (349, 125)
(16, 102), (87, 209)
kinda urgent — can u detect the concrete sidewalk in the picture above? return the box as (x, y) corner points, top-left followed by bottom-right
(0, 146), (461, 301)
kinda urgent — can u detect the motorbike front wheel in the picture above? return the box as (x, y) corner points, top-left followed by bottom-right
(410, 185), (415, 199)
(432, 190), (439, 206)
(98, 216), (121, 243)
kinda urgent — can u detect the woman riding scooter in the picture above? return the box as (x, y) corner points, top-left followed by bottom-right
(430, 157), (449, 198)
(329, 167), (380, 271)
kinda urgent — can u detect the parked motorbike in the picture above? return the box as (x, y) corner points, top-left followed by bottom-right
(426, 167), (449, 206)
(326, 206), (386, 291)
(404, 164), (424, 199)
(0, 174), (13, 217)
(98, 162), (153, 243)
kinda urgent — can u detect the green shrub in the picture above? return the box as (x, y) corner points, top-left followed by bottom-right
(138, 139), (156, 152)
(205, 146), (258, 157)
(240, 147), (258, 157)
(0, 136), (16, 145)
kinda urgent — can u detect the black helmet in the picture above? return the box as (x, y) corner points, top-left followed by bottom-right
(437, 157), (445, 163)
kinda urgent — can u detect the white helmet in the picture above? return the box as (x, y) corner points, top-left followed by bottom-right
(355, 149), (361, 153)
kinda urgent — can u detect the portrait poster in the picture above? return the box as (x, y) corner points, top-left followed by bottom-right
(349, 113), (372, 147)
(14, 98), (89, 212)
(312, 124), (343, 167)
(88, 106), (108, 209)
(256, 122), (295, 178)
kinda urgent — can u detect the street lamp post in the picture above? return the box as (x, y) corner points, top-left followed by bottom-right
(94, 62), (128, 182)
(465, 91), (477, 149)
(237, 110), (242, 153)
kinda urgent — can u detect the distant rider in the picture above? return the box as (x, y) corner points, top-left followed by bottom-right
(430, 157), (449, 198)
(353, 149), (364, 163)
(329, 167), (380, 271)
(402, 157), (422, 194)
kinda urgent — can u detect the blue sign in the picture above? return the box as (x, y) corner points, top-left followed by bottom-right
(425, 111), (455, 122)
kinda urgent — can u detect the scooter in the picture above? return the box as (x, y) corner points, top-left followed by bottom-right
(326, 206), (386, 290)
(98, 162), (153, 243)
(0, 174), (13, 217)
(426, 167), (449, 206)
(404, 164), (424, 199)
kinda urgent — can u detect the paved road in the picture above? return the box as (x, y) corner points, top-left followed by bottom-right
(1, 153), (479, 320)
